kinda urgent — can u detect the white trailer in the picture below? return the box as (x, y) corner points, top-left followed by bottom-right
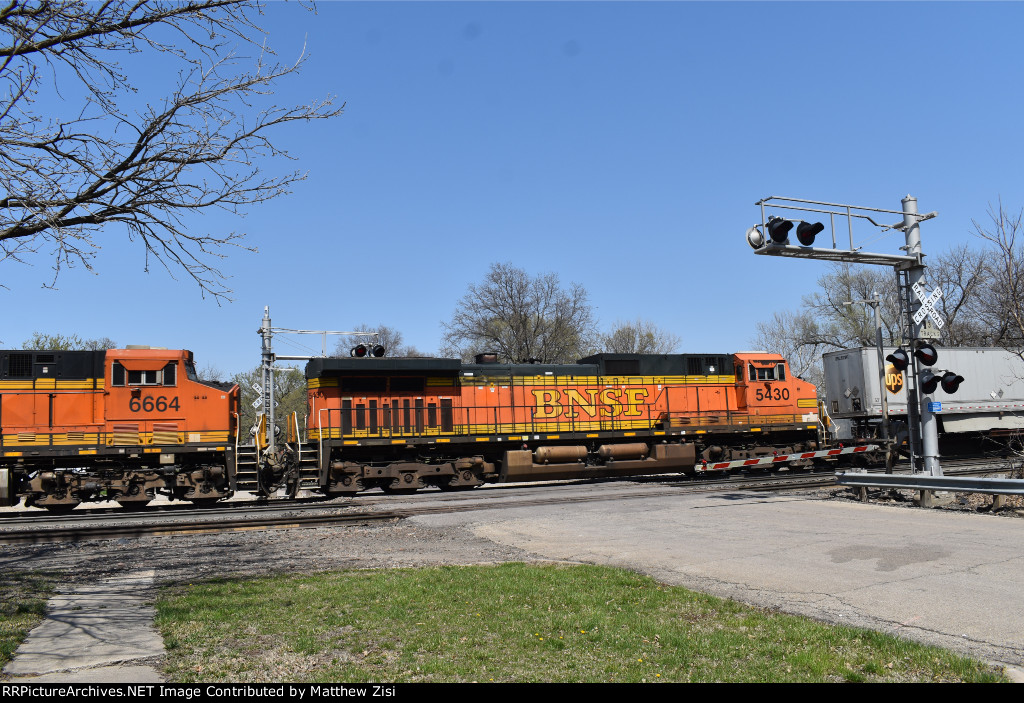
(822, 347), (1024, 437)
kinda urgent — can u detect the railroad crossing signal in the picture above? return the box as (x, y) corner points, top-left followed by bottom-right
(939, 371), (964, 393)
(912, 282), (945, 329)
(914, 344), (938, 366)
(749, 217), (825, 248)
(886, 348), (910, 371)
(795, 221), (824, 246)
(887, 344), (963, 396)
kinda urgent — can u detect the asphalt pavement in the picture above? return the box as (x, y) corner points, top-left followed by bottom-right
(3, 487), (1023, 682)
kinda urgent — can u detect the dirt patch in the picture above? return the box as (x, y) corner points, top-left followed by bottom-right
(0, 520), (543, 588)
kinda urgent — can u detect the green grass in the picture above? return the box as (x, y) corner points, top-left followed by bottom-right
(0, 571), (60, 672)
(155, 563), (1006, 683)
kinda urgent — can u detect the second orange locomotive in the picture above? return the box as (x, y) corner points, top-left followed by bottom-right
(306, 351), (821, 494)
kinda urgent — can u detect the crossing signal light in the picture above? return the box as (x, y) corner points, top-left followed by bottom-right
(914, 344), (938, 366)
(940, 372), (964, 394)
(795, 221), (825, 246)
(371, 344), (386, 358)
(886, 348), (910, 371)
(920, 371), (940, 394)
(350, 344), (367, 358)
(766, 216), (793, 244)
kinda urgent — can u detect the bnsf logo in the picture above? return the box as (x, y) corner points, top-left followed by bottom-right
(532, 388), (649, 419)
(885, 364), (904, 395)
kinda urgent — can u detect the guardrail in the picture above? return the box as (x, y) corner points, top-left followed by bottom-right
(836, 471), (1024, 509)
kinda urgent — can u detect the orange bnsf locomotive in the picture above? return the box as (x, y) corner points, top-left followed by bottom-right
(303, 351), (822, 495)
(1, 344), (825, 508)
(0, 347), (238, 509)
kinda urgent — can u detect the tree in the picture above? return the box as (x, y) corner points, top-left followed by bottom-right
(919, 244), (992, 347)
(971, 200), (1024, 351)
(332, 324), (431, 358)
(799, 263), (902, 349)
(22, 331), (117, 350)
(441, 263), (595, 363)
(753, 237), (1010, 391)
(750, 309), (826, 389)
(231, 364), (305, 439)
(599, 318), (680, 355)
(0, 0), (342, 299)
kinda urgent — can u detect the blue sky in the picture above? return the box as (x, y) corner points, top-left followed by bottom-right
(4, 1), (1023, 374)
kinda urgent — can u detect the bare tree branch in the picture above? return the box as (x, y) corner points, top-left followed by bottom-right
(441, 263), (596, 363)
(599, 318), (680, 355)
(0, 0), (342, 299)
(973, 199), (1024, 353)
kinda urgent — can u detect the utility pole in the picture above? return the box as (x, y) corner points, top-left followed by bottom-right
(844, 292), (889, 442)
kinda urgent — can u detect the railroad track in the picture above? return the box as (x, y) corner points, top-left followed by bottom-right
(1, 459), (1014, 546)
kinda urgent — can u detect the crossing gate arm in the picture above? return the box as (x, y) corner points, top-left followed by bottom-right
(697, 444), (880, 472)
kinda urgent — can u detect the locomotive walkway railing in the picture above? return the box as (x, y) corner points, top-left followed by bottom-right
(308, 402), (817, 442)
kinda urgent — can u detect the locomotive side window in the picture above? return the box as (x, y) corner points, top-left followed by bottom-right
(748, 362), (787, 381)
(128, 369), (159, 385)
(111, 361), (177, 386)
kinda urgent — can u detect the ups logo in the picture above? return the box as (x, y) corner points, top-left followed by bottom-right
(885, 364), (904, 395)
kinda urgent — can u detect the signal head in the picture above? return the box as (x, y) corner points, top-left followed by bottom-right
(920, 371), (940, 394)
(885, 348), (910, 371)
(350, 344), (368, 358)
(795, 221), (824, 247)
(914, 343), (938, 366)
(940, 371), (964, 394)
(766, 216), (793, 244)
(371, 344), (386, 358)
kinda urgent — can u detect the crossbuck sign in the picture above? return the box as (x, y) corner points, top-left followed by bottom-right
(911, 282), (944, 329)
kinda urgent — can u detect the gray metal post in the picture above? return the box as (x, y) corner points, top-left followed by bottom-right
(902, 196), (941, 476)
(260, 306), (276, 454)
(871, 293), (890, 442)
(844, 293), (889, 442)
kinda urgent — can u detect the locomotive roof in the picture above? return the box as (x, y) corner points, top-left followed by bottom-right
(305, 353), (735, 379)
(0, 349), (105, 380)
(305, 357), (462, 378)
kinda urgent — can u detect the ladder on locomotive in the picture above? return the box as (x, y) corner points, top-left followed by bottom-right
(234, 443), (261, 493)
(233, 442), (320, 495)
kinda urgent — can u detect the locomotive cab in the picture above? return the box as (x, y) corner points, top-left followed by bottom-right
(0, 346), (239, 509)
(733, 353), (817, 417)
